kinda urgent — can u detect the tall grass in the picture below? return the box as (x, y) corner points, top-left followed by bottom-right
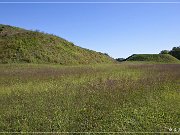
(0, 63), (179, 132)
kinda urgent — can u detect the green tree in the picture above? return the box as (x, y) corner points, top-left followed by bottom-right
(160, 50), (169, 54)
(116, 58), (125, 62)
(169, 46), (180, 60)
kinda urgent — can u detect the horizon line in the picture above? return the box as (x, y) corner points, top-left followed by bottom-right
(0, 1), (180, 4)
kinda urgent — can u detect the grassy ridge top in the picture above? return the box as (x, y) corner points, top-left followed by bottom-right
(0, 24), (115, 64)
(126, 54), (180, 63)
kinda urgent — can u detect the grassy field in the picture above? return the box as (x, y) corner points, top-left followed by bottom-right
(0, 63), (180, 133)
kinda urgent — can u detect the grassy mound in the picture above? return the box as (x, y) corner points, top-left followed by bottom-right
(0, 24), (115, 64)
(126, 54), (180, 63)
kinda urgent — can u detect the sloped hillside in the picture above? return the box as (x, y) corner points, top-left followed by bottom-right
(126, 54), (180, 63)
(0, 24), (115, 64)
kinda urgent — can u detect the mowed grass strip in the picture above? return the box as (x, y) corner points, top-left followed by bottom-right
(0, 64), (179, 132)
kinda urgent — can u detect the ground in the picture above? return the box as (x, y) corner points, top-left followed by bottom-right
(0, 63), (180, 133)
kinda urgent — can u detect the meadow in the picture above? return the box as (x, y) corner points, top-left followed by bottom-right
(0, 63), (179, 133)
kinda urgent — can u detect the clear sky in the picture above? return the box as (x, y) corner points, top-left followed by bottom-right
(0, 0), (180, 58)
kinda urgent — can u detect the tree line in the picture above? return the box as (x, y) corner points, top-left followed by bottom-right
(160, 46), (180, 60)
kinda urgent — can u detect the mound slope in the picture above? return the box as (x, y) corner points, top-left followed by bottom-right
(126, 54), (179, 63)
(0, 24), (115, 64)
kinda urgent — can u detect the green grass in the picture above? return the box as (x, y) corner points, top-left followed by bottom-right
(0, 24), (115, 64)
(0, 63), (179, 133)
(126, 54), (180, 63)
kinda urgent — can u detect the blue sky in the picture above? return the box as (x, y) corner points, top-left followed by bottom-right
(0, 0), (180, 58)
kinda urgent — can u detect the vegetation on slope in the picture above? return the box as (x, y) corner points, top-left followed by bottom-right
(169, 46), (180, 60)
(125, 54), (179, 63)
(160, 46), (180, 60)
(0, 24), (115, 64)
(0, 64), (179, 132)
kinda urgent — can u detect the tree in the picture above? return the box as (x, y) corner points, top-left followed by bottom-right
(160, 50), (169, 54)
(169, 46), (180, 60)
(103, 53), (109, 56)
(116, 58), (125, 62)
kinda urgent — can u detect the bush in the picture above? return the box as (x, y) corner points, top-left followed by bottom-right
(160, 50), (169, 54)
(169, 46), (180, 60)
(116, 58), (125, 62)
